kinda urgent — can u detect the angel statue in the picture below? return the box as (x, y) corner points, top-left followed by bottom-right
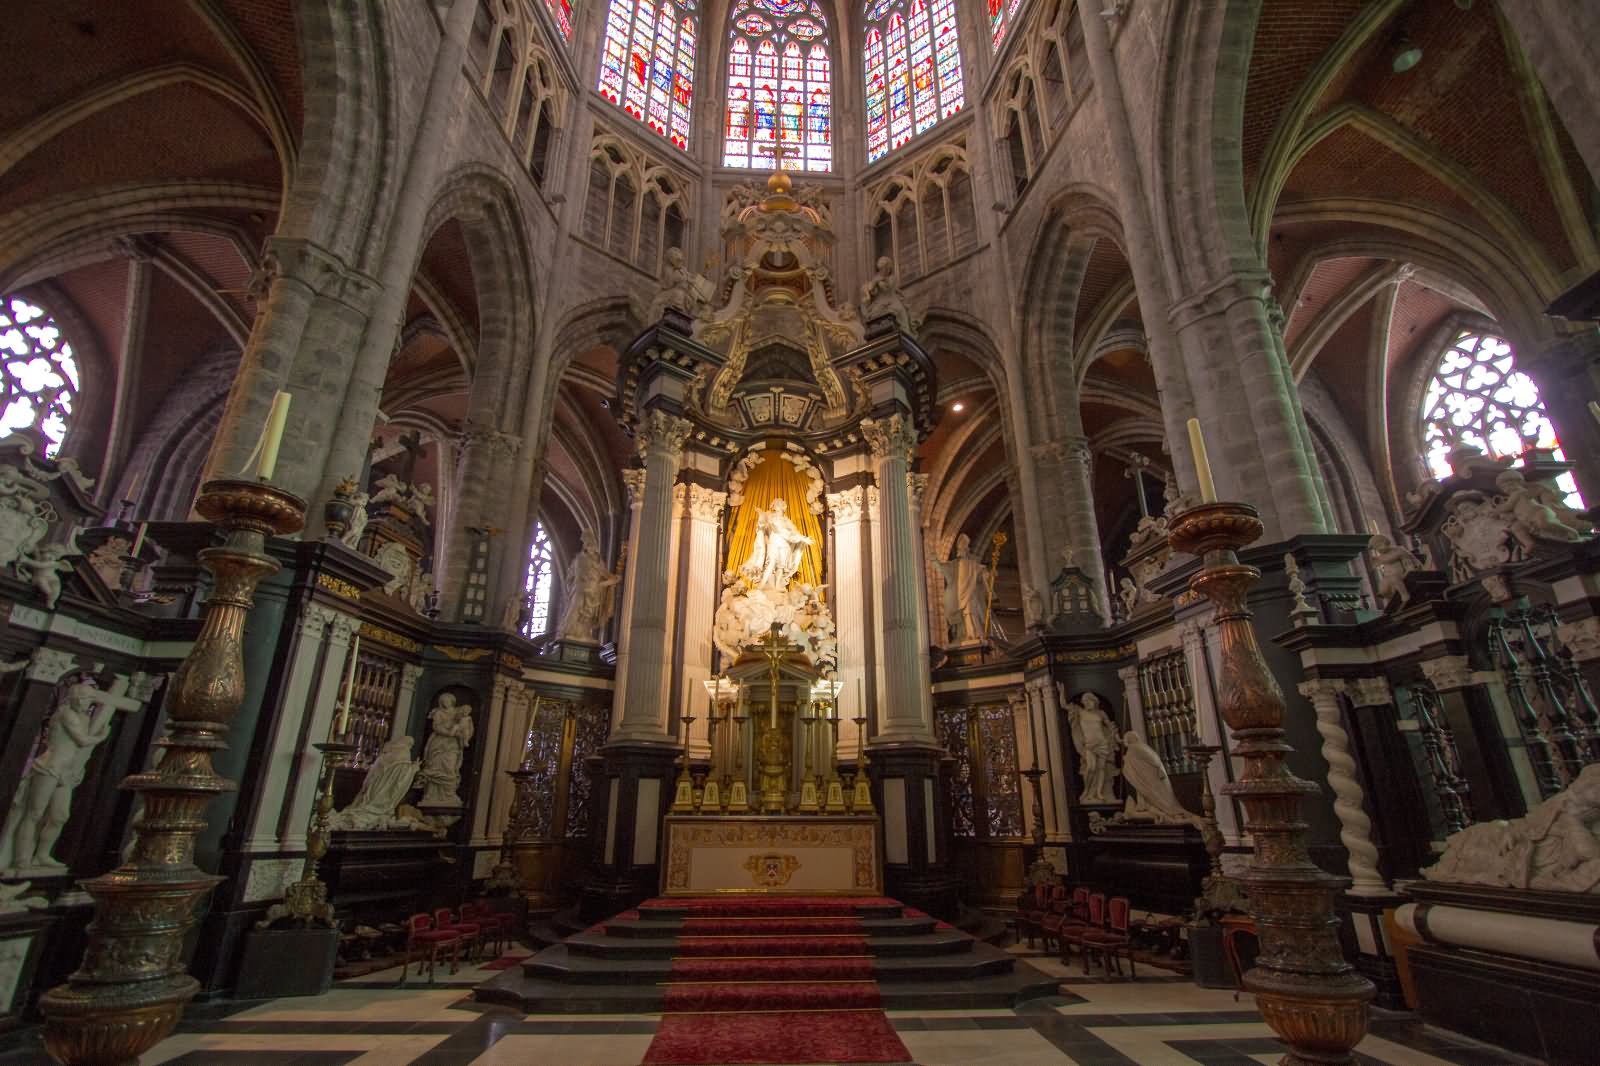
(738, 497), (813, 591)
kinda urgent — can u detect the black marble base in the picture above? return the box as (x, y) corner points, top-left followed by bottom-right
(1081, 822), (1208, 915)
(234, 926), (339, 1000)
(1410, 944), (1596, 1066)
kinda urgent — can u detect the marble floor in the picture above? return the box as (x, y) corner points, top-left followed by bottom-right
(0, 946), (1547, 1066)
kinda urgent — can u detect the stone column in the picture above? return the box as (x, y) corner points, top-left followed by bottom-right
(280, 610), (359, 851)
(484, 680), (532, 850)
(1033, 679), (1068, 839)
(1520, 332), (1600, 505)
(1118, 663), (1145, 735)
(395, 662), (424, 737)
(828, 486), (869, 759)
(444, 421), (521, 622)
(1008, 691), (1040, 840)
(242, 604), (337, 852)
(610, 469), (647, 731)
(677, 483), (724, 758)
(611, 411), (692, 745)
(863, 415), (936, 745)
(470, 675), (518, 848)
(908, 472), (933, 648)
(1496, 2), (1600, 181)
(1296, 679), (1386, 896)
(1060, 437), (1108, 619)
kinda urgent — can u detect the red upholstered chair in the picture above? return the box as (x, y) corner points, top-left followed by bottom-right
(400, 913), (461, 986)
(1055, 887), (1091, 964)
(1061, 892), (1106, 973)
(1036, 885), (1072, 953)
(461, 903), (503, 957)
(474, 899), (520, 951)
(1020, 882), (1052, 948)
(1082, 895), (1136, 980)
(434, 907), (482, 962)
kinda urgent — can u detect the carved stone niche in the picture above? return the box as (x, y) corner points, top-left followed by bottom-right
(0, 427), (103, 608)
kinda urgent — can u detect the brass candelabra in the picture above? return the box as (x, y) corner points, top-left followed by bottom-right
(40, 477), (305, 1066)
(273, 738), (357, 926)
(1168, 501), (1372, 1065)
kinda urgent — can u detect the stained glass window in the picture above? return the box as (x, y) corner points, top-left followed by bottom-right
(987, 0), (1025, 50)
(596, 0), (697, 149)
(723, 0), (832, 171)
(0, 295), (79, 457)
(1421, 331), (1583, 508)
(863, 0), (964, 164)
(523, 522), (556, 638)
(545, 0), (576, 41)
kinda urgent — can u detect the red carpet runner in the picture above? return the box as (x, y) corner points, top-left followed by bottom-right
(638, 897), (913, 1065)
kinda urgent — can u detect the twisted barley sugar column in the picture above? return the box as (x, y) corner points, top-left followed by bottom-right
(40, 478), (305, 1066)
(1168, 502), (1372, 1066)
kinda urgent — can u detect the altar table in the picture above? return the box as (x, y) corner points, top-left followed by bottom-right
(661, 816), (882, 896)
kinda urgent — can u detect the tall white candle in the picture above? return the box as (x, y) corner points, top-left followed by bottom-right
(256, 390), (292, 481)
(1186, 417), (1217, 503)
(1589, 400), (1600, 426)
(337, 633), (360, 734)
(130, 521), (148, 557)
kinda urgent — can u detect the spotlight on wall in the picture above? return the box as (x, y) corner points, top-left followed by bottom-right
(951, 402), (965, 413)
(1391, 30), (1423, 73)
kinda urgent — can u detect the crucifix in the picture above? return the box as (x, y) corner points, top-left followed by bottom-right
(1122, 451), (1153, 518)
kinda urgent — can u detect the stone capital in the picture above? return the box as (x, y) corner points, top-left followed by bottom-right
(1296, 678), (1346, 705)
(1419, 654), (1476, 692)
(1117, 663), (1139, 683)
(1168, 267), (1275, 330)
(401, 662), (425, 689)
(1347, 676), (1392, 708)
(1557, 617), (1600, 662)
(636, 410), (693, 463)
(326, 611), (360, 643)
(906, 472), (929, 507)
(826, 486), (865, 523)
(866, 485), (880, 519)
(861, 415), (916, 464)
(458, 419), (522, 458)
(25, 647), (78, 684)
(622, 468), (647, 505)
(687, 484), (727, 522)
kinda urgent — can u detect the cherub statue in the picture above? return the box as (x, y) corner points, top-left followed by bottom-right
(1367, 533), (1423, 608)
(406, 482), (436, 522)
(16, 541), (76, 608)
(340, 491), (370, 549)
(1494, 469), (1588, 550)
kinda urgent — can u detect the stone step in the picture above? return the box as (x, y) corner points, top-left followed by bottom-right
(520, 940), (1012, 985)
(563, 928), (974, 960)
(601, 914), (939, 938)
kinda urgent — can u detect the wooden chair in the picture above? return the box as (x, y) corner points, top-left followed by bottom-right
(1082, 896), (1136, 980)
(1061, 892), (1106, 972)
(1054, 887), (1091, 964)
(474, 900), (520, 953)
(400, 913), (460, 986)
(1035, 884), (1070, 953)
(433, 907), (482, 962)
(1019, 883), (1051, 949)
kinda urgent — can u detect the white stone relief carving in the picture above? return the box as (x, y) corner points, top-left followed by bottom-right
(825, 487), (863, 523)
(1419, 655), (1476, 692)
(1368, 534), (1422, 609)
(1346, 676), (1392, 708)
(0, 462), (55, 574)
(0, 671), (151, 876)
(1556, 618), (1600, 663)
(242, 857), (303, 902)
(23, 648), (77, 685)
(1424, 763), (1600, 892)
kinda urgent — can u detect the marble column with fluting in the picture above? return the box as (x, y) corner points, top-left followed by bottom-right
(678, 484), (725, 757)
(1298, 678), (1387, 897)
(826, 486), (868, 758)
(1033, 679), (1067, 838)
(612, 411), (692, 745)
(609, 469), (647, 732)
(1117, 663), (1146, 736)
(863, 415), (935, 745)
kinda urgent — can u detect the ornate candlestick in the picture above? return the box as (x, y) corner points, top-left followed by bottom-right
(1169, 502), (1372, 1065)
(671, 714), (698, 813)
(727, 708), (751, 813)
(849, 713), (874, 813)
(797, 701), (820, 812)
(270, 737), (357, 926)
(1020, 763), (1047, 848)
(1183, 741), (1246, 916)
(41, 477), (305, 1066)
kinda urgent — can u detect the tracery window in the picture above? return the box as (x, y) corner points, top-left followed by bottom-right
(0, 295), (79, 457)
(522, 522), (556, 638)
(596, 0), (698, 149)
(723, 0), (832, 171)
(987, 0), (1024, 49)
(862, 0), (964, 164)
(1421, 330), (1583, 508)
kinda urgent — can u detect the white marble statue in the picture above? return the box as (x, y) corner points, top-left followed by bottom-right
(556, 534), (621, 641)
(1022, 583), (1044, 629)
(1067, 693), (1118, 804)
(642, 246), (716, 322)
(1494, 469), (1589, 549)
(418, 694), (475, 808)
(859, 256), (920, 333)
(339, 490), (370, 549)
(15, 541), (75, 608)
(0, 882), (46, 914)
(1120, 730), (1192, 821)
(328, 736), (425, 831)
(406, 482), (436, 522)
(0, 462), (52, 571)
(0, 673), (148, 875)
(738, 497), (812, 591)
(409, 570), (434, 615)
(1368, 533), (1423, 608)
(1424, 763), (1600, 893)
(369, 472), (407, 508)
(935, 533), (984, 643)
(712, 580), (838, 674)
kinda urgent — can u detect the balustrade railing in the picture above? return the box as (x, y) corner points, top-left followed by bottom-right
(1485, 597), (1600, 796)
(1136, 649), (1199, 774)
